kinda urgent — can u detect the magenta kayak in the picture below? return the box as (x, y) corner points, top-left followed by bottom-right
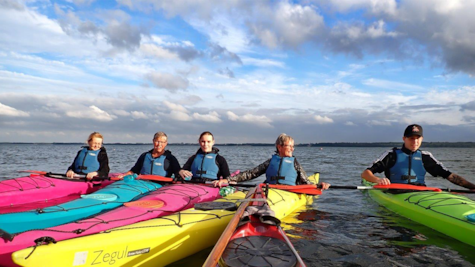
(0, 173), (114, 212)
(0, 183), (220, 267)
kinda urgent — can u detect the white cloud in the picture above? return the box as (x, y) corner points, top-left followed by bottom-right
(363, 78), (425, 92)
(314, 115), (334, 124)
(131, 111), (148, 119)
(145, 71), (189, 92)
(163, 101), (188, 113)
(140, 43), (178, 60)
(66, 105), (115, 121)
(227, 111), (272, 127)
(0, 102), (29, 117)
(169, 110), (192, 121)
(192, 111), (221, 123)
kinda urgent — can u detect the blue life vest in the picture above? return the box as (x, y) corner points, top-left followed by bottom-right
(140, 153), (167, 176)
(190, 153), (219, 180)
(265, 154), (298, 186)
(389, 149), (426, 184)
(73, 147), (100, 174)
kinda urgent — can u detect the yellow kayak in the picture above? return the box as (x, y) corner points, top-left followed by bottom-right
(12, 174), (319, 267)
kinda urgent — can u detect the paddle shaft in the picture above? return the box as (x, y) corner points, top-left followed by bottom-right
(203, 186), (258, 267)
(328, 184), (475, 194)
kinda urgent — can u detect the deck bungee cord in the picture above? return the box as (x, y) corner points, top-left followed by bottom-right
(363, 179), (475, 248)
(0, 183), (222, 267)
(404, 191), (475, 224)
(0, 176), (161, 240)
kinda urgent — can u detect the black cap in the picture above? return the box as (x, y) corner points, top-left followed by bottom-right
(404, 124), (423, 137)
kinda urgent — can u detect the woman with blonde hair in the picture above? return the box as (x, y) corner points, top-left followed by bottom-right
(214, 133), (330, 189)
(66, 132), (110, 180)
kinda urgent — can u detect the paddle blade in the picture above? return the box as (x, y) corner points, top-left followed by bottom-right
(124, 200), (165, 208)
(266, 184), (318, 190)
(282, 188), (322, 195)
(136, 175), (173, 183)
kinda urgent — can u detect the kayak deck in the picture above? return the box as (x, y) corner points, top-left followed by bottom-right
(0, 173), (114, 211)
(205, 173), (319, 267)
(12, 190), (249, 267)
(364, 180), (475, 247)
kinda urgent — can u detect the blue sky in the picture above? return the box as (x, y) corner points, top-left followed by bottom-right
(1, 0), (475, 143)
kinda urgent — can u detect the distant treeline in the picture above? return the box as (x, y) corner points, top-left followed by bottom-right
(2, 142), (475, 148)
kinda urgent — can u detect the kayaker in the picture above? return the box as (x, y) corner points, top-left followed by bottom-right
(66, 132), (110, 180)
(178, 131), (231, 181)
(118, 131), (181, 178)
(213, 133), (331, 189)
(361, 124), (475, 190)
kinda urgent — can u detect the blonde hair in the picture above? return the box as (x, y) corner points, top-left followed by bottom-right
(153, 132), (168, 141)
(275, 133), (293, 150)
(87, 132), (103, 143)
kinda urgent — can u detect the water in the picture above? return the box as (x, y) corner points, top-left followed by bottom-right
(1, 144), (475, 266)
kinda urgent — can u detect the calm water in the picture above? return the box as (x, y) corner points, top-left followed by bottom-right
(1, 144), (475, 267)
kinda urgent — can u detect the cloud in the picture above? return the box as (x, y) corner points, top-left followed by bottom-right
(145, 72), (189, 92)
(66, 105), (115, 121)
(227, 111), (273, 127)
(140, 43), (178, 60)
(0, 0), (25, 11)
(192, 111), (221, 122)
(363, 78), (425, 92)
(314, 115), (334, 124)
(163, 101), (189, 113)
(0, 102), (29, 117)
(54, 4), (148, 52)
(249, 2), (325, 49)
(169, 110), (192, 121)
(218, 67), (235, 78)
(166, 42), (203, 62)
(241, 57), (285, 68)
(131, 111), (148, 119)
(208, 43), (242, 64)
(103, 21), (144, 52)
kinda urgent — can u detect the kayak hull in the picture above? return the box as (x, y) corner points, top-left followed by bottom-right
(364, 180), (475, 247)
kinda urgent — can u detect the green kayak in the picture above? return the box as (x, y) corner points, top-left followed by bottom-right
(363, 180), (475, 247)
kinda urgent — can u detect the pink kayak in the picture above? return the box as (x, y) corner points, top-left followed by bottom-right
(0, 173), (115, 213)
(0, 183), (221, 267)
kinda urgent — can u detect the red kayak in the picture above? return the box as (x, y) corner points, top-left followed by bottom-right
(204, 184), (306, 267)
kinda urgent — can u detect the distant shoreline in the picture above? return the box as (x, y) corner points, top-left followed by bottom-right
(2, 142), (475, 148)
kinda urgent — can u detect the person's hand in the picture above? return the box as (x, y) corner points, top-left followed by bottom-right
(319, 182), (330, 190)
(86, 172), (98, 180)
(377, 177), (391, 185)
(66, 170), (76, 178)
(213, 179), (228, 188)
(179, 170), (192, 179)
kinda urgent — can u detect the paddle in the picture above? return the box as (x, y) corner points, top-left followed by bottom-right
(203, 185), (259, 267)
(18, 170), (108, 182)
(325, 184), (475, 194)
(222, 182), (322, 195)
(118, 170), (242, 183)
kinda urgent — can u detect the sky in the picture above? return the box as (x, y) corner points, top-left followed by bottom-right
(1, 0), (475, 144)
